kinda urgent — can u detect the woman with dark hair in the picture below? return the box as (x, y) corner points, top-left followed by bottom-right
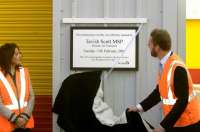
(0, 43), (35, 132)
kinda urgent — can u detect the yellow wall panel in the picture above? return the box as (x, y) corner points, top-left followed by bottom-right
(186, 20), (200, 68)
(0, 0), (52, 95)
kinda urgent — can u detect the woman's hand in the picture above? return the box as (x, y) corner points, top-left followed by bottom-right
(16, 117), (27, 128)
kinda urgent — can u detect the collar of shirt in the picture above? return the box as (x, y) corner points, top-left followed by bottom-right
(160, 51), (172, 68)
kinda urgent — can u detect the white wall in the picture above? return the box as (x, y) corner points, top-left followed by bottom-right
(53, 0), (186, 131)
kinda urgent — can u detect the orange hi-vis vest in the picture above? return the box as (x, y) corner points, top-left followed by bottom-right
(158, 53), (200, 127)
(0, 67), (34, 132)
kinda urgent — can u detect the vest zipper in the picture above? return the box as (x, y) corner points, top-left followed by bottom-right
(12, 73), (21, 113)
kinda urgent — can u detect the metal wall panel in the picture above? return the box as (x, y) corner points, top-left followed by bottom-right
(163, 0), (178, 53)
(53, 0), (186, 131)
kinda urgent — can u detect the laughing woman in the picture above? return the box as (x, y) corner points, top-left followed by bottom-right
(0, 43), (34, 132)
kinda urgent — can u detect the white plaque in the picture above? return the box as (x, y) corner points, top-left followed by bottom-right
(71, 27), (139, 70)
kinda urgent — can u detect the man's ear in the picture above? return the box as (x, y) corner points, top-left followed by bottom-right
(154, 45), (160, 52)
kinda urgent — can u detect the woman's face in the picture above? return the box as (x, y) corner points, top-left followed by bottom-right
(11, 48), (22, 66)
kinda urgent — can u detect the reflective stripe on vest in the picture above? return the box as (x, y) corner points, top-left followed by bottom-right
(0, 68), (27, 110)
(19, 68), (26, 109)
(162, 60), (197, 105)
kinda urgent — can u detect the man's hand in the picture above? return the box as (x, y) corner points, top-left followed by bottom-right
(153, 127), (165, 132)
(128, 106), (139, 112)
(15, 117), (27, 128)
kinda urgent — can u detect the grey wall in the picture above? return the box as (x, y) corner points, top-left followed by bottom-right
(53, 0), (186, 131)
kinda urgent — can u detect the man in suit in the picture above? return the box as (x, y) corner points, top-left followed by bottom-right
(128, 28), (200, 132)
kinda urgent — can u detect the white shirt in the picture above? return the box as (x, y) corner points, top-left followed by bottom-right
(160, 51), (172, 68)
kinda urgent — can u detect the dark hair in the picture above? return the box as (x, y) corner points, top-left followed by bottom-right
(0, 43), (20, 75)
(150, 28), (171, 51)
